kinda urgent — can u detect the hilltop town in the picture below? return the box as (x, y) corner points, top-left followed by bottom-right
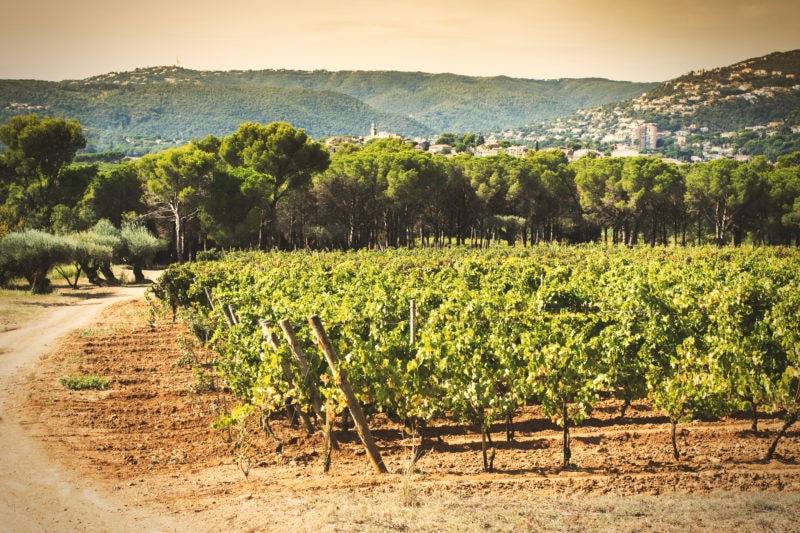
(505, 51), (800, 162)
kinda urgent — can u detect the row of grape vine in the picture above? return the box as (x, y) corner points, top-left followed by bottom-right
(150, 245), (800, 471)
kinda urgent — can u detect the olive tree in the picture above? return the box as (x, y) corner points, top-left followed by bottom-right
(120, 223), (165, 282)
(0, 229), (73, 293)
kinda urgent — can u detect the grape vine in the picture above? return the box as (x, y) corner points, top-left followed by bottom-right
(151, 245), (800, 470)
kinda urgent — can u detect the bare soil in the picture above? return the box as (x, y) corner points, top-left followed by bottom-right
(2, 282), (800, 531)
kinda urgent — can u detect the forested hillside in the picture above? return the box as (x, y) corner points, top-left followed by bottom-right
(147, 69), (656, 132)
(0, 77), (428, 151)
(0, 67), (655, 154)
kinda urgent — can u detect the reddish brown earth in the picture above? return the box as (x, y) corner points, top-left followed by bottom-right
(3, 285), (800, 531)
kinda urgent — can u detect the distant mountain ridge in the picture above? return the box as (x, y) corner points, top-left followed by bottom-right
(4, 52), (797, 159)
(0, 67), (656, 154)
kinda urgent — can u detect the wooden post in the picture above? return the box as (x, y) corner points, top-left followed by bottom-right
(227, 304), (240, 325)
(202, 287), (235, 328)
(308, 315), (387, 474)
(203, 286), (215, 309)
(218, 303), (234, 327)
(278, 319), (326, 425)
(409, 299), (416, 345)
(259, 319), (282, 353)
(259, 320), (313, 433)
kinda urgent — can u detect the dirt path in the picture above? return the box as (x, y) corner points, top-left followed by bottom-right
(0, 285), (180, 532)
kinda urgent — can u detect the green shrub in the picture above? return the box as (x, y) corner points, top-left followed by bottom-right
(59, 373), (109, 390)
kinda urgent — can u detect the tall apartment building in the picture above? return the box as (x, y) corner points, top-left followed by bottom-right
(637, 123), (658, 150)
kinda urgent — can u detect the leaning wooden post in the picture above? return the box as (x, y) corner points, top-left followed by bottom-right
(308, 315), (387, 474)
(203, 286), (215, 309)
(259, 320), (313, 433)
(279, 319), (326, 424)
(201, 287), (234, 327)
(227, 304), (240, 325)
(219, 303), (234, 327)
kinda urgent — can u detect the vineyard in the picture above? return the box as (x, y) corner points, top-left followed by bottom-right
(151, 245), (800, 473)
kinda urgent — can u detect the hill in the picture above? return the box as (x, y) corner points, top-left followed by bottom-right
(0, 67), (655, 154)
(642, 50), (800, 129)
(524, 50), (800, 160)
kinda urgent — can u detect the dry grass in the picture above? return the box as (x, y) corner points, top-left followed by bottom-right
(206, 489), (800, 532)
(0, 286), (77, 331)
(0, 265), (148, 332)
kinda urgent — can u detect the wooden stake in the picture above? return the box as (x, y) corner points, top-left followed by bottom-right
(409, 299), (416, 345)
(259, 320), (313, 433)
(227, 304), (240, 325)
(259, 319), (279, 351)
(322, 402), (334, 473)
(309, 315), (387, 474)
(203, 286), (215, 309)
(279, 319), (326, 425)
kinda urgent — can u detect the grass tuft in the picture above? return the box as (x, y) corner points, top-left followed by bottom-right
(59, 373), (109, 390)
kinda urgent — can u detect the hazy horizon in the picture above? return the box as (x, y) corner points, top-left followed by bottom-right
(3, 1), (800, 83)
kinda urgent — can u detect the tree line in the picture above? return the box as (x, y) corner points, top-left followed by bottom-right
(2, 114), (800, 272)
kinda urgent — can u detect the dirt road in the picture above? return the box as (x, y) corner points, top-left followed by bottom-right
(0, 286), (179, 532)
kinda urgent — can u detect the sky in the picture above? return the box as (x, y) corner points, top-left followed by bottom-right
(2, 0), (799, 83)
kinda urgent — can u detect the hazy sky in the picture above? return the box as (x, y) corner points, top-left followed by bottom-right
(3, 0), (799, 82)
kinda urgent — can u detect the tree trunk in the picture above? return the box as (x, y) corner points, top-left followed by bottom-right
(671, 419), (681, 461)
(650, 212), (657, 247)
(269, 198), (280, 250)
(697, 218), (702, 246)
(132, 262), (146, 284)
(100, 264), (120, 286)
(174, 208), (184, 263)
(82, 263), (104, 286)
(29, 267), (52, 294)
(562, 399), (571, 469)
(681, 220), (687, 247)
(766, 411), (797, 461)
(715, 203), (728, 248)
